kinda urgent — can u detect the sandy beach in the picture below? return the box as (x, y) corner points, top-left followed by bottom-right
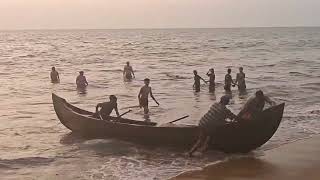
(173, 135), (320, 180)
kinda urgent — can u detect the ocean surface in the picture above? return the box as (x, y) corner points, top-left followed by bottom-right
(0, 28), (320, 179)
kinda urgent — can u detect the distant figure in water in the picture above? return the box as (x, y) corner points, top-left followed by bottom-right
(193, 70), (207, 92)
(123, 61), (135, 80)
(224, 68), (235, 92)
(95, 95), (120, 120)
(238, 90), (276, 120)
(50, 67), (60, 83)
(188, 95), (236, 157)
(138, 78), (159, 114)
(76, 71), (88, 88)
(206, 68), (215, 92)
(235, 67), (246, 91)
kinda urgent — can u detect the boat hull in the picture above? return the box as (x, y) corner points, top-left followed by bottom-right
(52, 93), (284, 153)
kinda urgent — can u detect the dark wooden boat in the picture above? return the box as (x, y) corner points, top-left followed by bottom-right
(52, 93), (285, 153)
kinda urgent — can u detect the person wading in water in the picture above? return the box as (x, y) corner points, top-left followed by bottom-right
(235, 67), (246, 92)
(206, 68), (215, 92)
(224, 68), (235, 92)
(193, 70), (207, 92)
(138, 78), (159, 114)
(188, 95), (236, 157)
(76, 71), (88, 88)
(123, 61), (135, 80)
(50, 67), (60, 83)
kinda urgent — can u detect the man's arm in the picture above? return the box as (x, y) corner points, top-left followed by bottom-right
(199, 76), (207, 84)
(131, 67), (135, 78)
(85, 77), (88, 85)
(150, 88), (159, 106)
(234, 74), (239, 85)
(226, 108), (237, 120)
(265, 96), (276, 106)
(96, 103), (101, 113)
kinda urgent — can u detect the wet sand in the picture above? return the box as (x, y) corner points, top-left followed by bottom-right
(173, 135), (320, 180)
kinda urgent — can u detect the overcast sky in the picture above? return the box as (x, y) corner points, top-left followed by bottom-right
(0, 0), (319, 29)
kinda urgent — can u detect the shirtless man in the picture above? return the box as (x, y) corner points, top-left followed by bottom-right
(206, 68), (215, 92)
(238, 90), (276, 120)
(193, 70), (207, 92)
(76, 71), (88, 88)
(50, 67), (60, 83)
(138, 78), (159, 114)
(235, 67), (246, 91)
(224, 68), (235, 92)
(95, 95), (120, 120)
(123, 61), (135, 80)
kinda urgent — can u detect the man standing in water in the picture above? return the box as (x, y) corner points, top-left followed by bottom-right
(193, 70), (207, 92)
(224, 68), (235, 92)
(188, 95), (236, 157)
(123, 61), (135, 80)
(235, 67), (246, 91)
(76, 71), (88, 88)
(206, 68), (215, 92)
(238, 90), (276, 120)
(138, 78), (159, 114)
(95, 95), (120, 120)
(50, 67), (60, 83)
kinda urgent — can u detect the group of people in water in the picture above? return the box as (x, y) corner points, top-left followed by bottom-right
(51, 62), (276, 157)
(193, 67), (246, 93)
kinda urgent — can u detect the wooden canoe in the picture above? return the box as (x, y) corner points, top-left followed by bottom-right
(52, 93), (284, 153)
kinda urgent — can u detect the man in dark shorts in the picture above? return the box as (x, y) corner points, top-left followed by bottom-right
(138, 78), (159, 114)
(188, 95), (236, 157)
(193, 70), (207, 92)
(95, 95), (120, 120)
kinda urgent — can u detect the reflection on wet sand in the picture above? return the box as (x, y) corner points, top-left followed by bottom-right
(173, 136), (320, 180)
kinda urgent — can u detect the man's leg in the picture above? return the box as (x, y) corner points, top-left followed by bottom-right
(188, 130), (206, 156)
(198, 136), (211, 153)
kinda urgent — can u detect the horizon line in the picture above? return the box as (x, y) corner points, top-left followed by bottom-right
(1, 25), (320, 31)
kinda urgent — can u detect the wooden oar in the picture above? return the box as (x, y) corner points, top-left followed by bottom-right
(119, 110), (132, 117)
(99, 110), (132, 120)
(165, 115), (190, 124)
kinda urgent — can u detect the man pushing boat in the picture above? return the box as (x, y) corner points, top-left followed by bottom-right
(188, 95), (237, 157)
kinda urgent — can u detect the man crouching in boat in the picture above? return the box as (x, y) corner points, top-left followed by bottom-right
(188, 95), (236, 157)
(238, 90), (276, 121)
(95, 95), (120, 120)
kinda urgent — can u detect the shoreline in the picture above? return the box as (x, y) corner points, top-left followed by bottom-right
(173, 135), (320, 180)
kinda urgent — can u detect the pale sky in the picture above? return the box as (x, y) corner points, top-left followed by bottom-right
(0, 0), (319, 29)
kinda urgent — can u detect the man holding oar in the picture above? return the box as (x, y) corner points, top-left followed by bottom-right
(138, 78), (159, 114)
(95, 95), (120, 120)
(188, 95), (236, 157)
